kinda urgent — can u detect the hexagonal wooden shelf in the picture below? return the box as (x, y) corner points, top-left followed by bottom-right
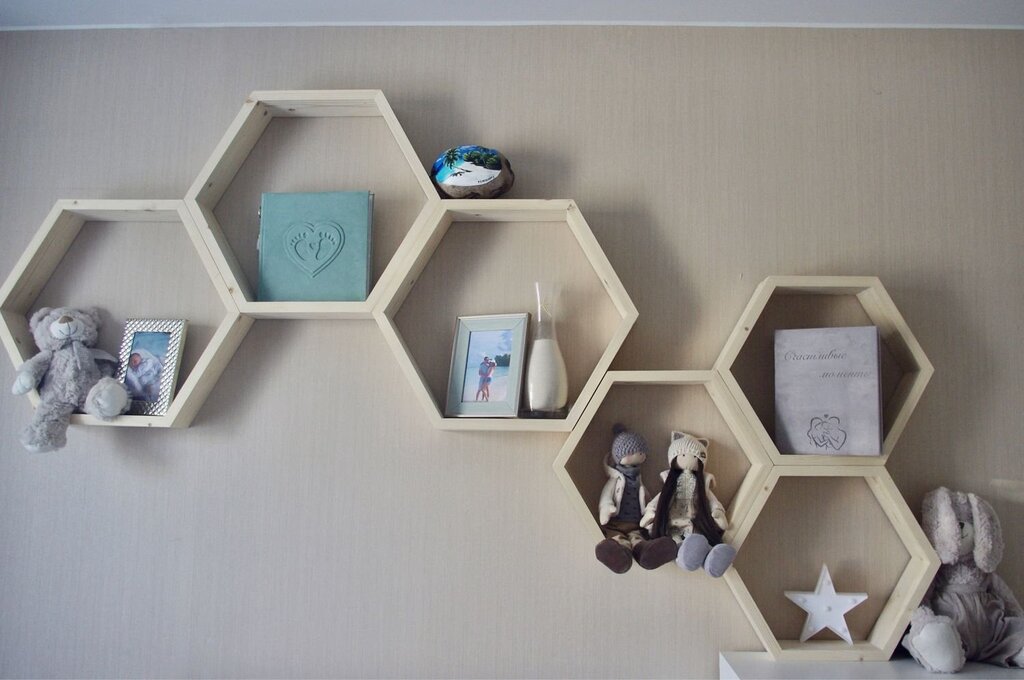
(184, 90), (437, 319)
(374, 199), (638, 431)
(553, 370), (772, 540)
(715, 276), (934, 465)
(0, 199), (253, 428)
(725, 465), (939, 661)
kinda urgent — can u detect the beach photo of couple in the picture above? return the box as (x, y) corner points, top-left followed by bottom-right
(461, 329), (514, 403)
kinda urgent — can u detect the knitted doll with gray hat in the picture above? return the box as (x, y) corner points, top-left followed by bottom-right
(595, 424), (678, 573)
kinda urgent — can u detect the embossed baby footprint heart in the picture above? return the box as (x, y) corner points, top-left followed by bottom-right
(283, 221), (345, 277)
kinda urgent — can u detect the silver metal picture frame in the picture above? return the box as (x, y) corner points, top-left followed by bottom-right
(115, 318), (188, 416)
(445, 313), (529, 418)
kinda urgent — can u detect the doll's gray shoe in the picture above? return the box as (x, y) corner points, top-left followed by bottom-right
(634, 537), (678, 570)
(704, 542), (737, 578)
(678, 533), (711, 571)
(595, 538), (633, 574)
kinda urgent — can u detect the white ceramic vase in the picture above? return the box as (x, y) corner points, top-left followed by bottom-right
(525, 281), (568, 415)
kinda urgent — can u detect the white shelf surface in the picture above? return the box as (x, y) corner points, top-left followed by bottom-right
(720, 652), (1024, 679)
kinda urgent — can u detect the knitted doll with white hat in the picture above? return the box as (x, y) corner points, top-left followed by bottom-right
(640, 431), (736, 577)
(595, 424), (678, 573)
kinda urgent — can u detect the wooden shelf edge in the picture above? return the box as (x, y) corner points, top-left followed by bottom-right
(376, 199), (639, 434)
(715, 274), (933, 469)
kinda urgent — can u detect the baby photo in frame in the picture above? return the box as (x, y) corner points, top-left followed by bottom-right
(115, 318), (187, 416)
(445, 313), (529, 418)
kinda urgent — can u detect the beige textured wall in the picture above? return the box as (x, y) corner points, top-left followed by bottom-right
(0, 26), (1022, 679)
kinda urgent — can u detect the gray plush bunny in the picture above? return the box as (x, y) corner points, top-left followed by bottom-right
(11, 307), (129, 452)
(902, 487), (1024, 672)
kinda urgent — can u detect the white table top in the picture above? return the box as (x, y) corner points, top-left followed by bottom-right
(720, 652), (1024, 679)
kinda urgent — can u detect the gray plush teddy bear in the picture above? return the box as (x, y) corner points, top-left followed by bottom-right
(902, 487), (1024, 672)
(11, 307), (129, 452)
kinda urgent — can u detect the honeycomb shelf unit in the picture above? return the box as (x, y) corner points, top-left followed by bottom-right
(0, 199), (253, 428)
(0, 88), (943, 669)
(184, 89), (438, 320)
(375, 199), (638, 432)
(710, 275), (938, 661)
(715, 275), (934, 466)
(725, 465), (940, 661)
(552, 370), (771, 545)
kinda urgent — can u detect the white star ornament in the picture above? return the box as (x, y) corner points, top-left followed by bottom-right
(784, 564), (867, 644)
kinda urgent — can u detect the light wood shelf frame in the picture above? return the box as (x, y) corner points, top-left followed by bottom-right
(552, 370), (772, 539)
(374, 199), (638, 432)
(0, 199), (253, 428)
(724, 465), (940, 661)
(184, 90), (438, 320)
(714, 275), (934, 466)
(0, 95), (939, 669)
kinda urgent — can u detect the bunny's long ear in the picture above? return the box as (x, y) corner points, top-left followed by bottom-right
(922, 487), (959, 565)
(968, 493), (1003, 573)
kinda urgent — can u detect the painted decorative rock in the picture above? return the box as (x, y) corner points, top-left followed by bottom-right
(430, 145), (515, 199)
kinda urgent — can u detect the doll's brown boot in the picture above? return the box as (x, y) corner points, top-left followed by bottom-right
(634, 537), (678, 569)
(595, 538), (633, 573)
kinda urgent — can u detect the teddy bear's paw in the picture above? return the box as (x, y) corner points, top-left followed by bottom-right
(22, 441), (59, 453)
(85, 377), (129, 419)
(12, 372), (35, 395)
(20, 425), (64, 453)
(903, 616), (965, 673)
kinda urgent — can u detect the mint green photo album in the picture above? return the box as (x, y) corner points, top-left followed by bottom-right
(257, 190), (373, 301)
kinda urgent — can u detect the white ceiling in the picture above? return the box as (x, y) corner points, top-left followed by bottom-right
(2, 0), (1023, 30)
